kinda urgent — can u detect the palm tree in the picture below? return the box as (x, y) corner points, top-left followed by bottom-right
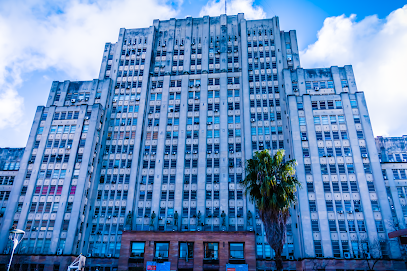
(242, 149), (300, 271)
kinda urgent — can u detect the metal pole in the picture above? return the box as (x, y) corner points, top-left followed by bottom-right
(7, 233), (16, 271)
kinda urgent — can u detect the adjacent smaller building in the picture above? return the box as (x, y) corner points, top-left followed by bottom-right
(376, 136), (407, 233)
(0, 148), (24, 225)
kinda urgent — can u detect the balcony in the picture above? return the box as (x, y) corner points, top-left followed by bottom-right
(229, 258), (246, 264)
(153, 257), (169, 263)
(128, 256), (144, 264)
(203, 258), (219, 264)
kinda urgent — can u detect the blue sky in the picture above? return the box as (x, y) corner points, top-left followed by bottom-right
(0, 0), (406, 147)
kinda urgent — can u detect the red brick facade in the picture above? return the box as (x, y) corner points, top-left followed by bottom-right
(118, 231), (256, 271)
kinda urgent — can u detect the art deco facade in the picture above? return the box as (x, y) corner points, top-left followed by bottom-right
(0, 14), (404, 271)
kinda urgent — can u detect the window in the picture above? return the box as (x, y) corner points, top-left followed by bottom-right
(204, 242), (218, 259)
(230, 243), (244, 259)
(375, 220), (384, 232)
(309, 200), (317, 212)
(371, 200), (380, 211)
(307, 182), (314, 192)
(348, 220), (356, 232)
(357, 220), (366, 232)
(326, 201), (334, 212)
(131, 242), (145, 257)
(314, 241), (323, 257)
(155, 243), (169, 258)
(179, 242), (194, 259)
(329, 220), (337, 232)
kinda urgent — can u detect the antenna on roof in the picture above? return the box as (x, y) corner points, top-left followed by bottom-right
(225, 0), (227, 14)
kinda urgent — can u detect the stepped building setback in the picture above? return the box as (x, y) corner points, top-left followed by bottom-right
(0, 13), (405, 271)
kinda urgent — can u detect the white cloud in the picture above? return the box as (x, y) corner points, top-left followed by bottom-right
(301, 5), (407, 137)
(0, 0), (180, 134)
(199, 0), (266, 19)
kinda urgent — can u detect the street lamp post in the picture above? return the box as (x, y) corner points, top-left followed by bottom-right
(7, 229), (25, 271)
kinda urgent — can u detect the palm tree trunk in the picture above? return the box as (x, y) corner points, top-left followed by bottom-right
(275, 248), (284, 271)
(262, 210), (289, 271)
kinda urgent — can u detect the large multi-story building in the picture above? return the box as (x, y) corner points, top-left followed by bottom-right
(0, 14), (405, 271)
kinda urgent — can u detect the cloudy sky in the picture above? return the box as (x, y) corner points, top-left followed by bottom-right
(0, 0), (406, 147)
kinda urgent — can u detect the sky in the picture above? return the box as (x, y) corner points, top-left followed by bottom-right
(0, 0), (406, 147)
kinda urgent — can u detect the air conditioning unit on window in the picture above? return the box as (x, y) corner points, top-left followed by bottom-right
(71, 99), (76, 103)
(214, 109), (219, 112)
(207, 150), (212, 154)
(314, 87), (319, 91)
(301, 137), (307, 141)
(214, 150), (219, 154)
(57, 249), (63, 255)
(251, 118), (255, 122)
(107, 254), (112, 258)
(362, 154), (368, 158)
(289, 256), (294, 260)
(193, 150), (198, 154)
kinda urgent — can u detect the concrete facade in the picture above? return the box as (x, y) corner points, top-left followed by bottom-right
(375, 136), (407, 239)
(0, 148), (25, 229)
(0, 13), (404, 271)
